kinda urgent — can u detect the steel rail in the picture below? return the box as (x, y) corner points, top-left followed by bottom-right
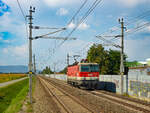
(40, 76), (95, 113)
(38, 77), (73, 113)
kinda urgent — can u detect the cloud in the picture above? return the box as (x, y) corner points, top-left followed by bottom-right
(67, 22), (90, 30)
(146, 26), (150, 32)
(0, 0), (10, 16)
(78, 23), (90, 30)
(2, 44), (28, 57)
(56, 8), (68, 16)
(114, 0), (148, 7)
(67, 22), (76, 29)
(43, 0), (80, 7)
(0, 36), (12, 44)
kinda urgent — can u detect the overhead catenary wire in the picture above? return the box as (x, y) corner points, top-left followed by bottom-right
(97, 9), (150, 38)
(59, 0), (103, 47)
(67, 0), (88, 26)
(56, 0), (88, 40)
(47, 0), (102, 60)
(125, 21), (150, 36)
(125, 9), (150, 26)
(16, 0), (28, 38)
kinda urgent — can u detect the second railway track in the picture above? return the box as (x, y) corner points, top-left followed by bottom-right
(40, 76), (150, 113)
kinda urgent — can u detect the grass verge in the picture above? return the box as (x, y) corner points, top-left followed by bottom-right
(0, 78), (29, 113)
(26, 75), (36, 113)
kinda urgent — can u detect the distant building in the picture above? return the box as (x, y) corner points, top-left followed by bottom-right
(128, 66), (150, 76)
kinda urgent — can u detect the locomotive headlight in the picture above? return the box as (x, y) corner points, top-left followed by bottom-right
(88, 74), (92, 76)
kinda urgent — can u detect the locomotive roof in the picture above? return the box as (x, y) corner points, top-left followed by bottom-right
(68, 62), (98, 67)
(78, 63), (98, 65)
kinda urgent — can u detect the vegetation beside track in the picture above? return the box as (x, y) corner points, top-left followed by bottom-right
(26, 75), (36, 113)
(0, 74), (27, 83)
(0, 78), (29, 113)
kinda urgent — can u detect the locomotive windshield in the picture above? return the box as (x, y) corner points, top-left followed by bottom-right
(80, 64), (99, 72)
(90, 65), (99, 72)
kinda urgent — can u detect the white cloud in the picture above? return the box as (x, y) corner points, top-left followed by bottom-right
(146, 58), (150, 61)
(67, 22), (76, 29)
(67, 22), (90, 30)
(114, 0), (148, 7)
(56, 8), (68, 16)
(43, 0), (81, 7)
(0, 36), (12, 44)
(3, 44), (28, 57)
(0, 12), (27, 38)
(146, 26), (150, 32)
(78, 23), (90, 30)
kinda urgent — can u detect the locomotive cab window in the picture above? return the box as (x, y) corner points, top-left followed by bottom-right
(80, 65), (90, 72)
(80, 64), (99, 72)
(90, 65), (99, 72)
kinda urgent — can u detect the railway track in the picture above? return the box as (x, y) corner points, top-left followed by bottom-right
(40, 76), (150, 113)
(91, 91), (150, 113)
(38, 76), (96, 113)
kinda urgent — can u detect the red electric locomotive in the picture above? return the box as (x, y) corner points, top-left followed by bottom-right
(67, 60), (99, 89)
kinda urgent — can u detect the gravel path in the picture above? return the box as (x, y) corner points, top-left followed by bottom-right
(0, 77), (28, 88)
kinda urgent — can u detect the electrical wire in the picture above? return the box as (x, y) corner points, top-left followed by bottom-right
(67, 0), (88, 26)
(16, 0), (28, 38)
(57, 0), (88, 40)
(97, 9), (150, 38)
(59, 0), (102, 47)
(46, 0), (102, 62)
(125, 21), (150, 36)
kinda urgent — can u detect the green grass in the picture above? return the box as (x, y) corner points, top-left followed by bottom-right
(0, 78), (29, 113)
(26, 76), (36, 113)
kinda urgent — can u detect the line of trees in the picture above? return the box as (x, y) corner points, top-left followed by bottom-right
(87, 44), (127, 75)
(41, 66), (53, 74)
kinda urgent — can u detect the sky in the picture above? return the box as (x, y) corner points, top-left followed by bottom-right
(0, 0), (150, 71)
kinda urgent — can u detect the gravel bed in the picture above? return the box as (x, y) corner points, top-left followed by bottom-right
(99, 90), (150, 106)
(33, 77), (61, 113)
(43, 77), (139, 113)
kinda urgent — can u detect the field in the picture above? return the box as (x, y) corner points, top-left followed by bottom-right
(0, 74), (27, 83)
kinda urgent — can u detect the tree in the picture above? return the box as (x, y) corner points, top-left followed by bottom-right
(42, 66), (53, 74)
(107, 49), (121, 74)
(59, 67), (67, 74)
(86, 44), (127, 75)
(87, 44), (109, 74)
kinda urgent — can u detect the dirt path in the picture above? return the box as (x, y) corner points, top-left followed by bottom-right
(0, 77), (28, 88)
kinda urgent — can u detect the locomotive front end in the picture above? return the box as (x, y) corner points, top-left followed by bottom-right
(78, 63), (99, 89)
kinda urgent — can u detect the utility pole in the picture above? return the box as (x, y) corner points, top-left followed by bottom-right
(27, 6), (35, 104)
(53, 63), (56, 78)
(119, 18), (125, 94)
(33, 54), (36, 74)
(67, 53), (70, 66)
